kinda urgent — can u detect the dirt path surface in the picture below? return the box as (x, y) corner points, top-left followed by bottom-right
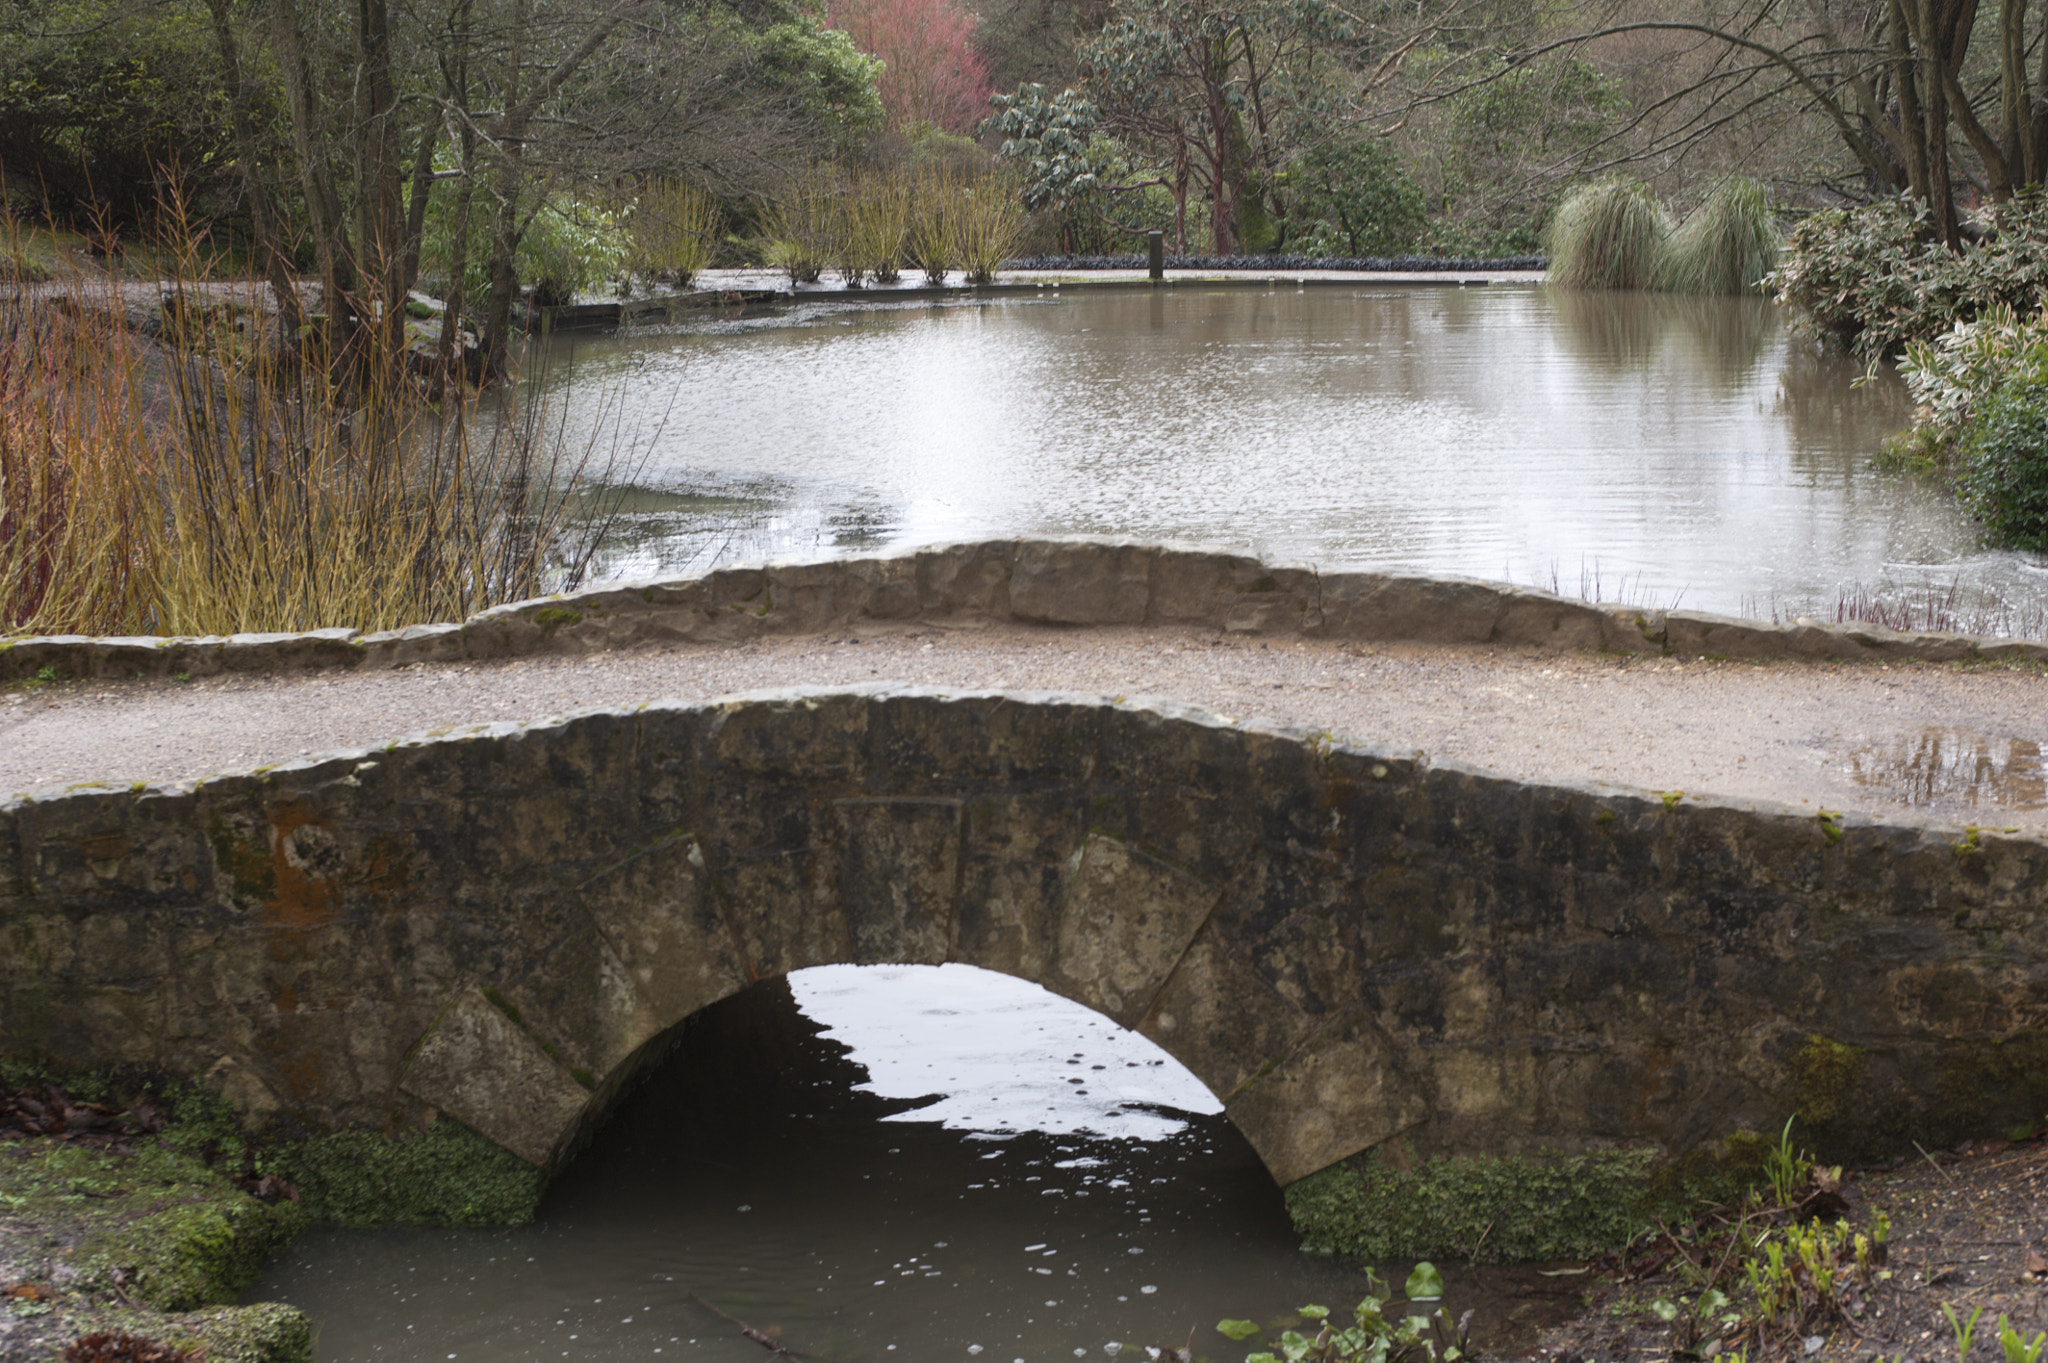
(1529, 1132), (2048, 1363)
(4, 623), (2043, 833)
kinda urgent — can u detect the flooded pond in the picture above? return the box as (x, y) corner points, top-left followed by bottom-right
(546, 284), (2047, 622)
(250, 967), (1577, 1361)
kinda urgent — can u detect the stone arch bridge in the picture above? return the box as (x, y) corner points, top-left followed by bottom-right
(4, 688), (2045, 1184)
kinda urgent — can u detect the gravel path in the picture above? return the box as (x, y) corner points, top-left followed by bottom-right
(5, 622), (2043, 833)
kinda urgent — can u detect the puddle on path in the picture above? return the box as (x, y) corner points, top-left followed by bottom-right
(246, 966), (1579, 1361)
(1844, 729), (2047, 811)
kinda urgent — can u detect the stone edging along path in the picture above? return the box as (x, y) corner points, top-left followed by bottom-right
(4, 538), (2045, 683)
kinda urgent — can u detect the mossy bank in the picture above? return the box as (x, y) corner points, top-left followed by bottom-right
(0, 1069), (539, 1361)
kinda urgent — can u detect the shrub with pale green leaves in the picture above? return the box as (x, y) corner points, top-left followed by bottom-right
(1893, 304), (2048, 548)
(1772, 191), (2048, 357)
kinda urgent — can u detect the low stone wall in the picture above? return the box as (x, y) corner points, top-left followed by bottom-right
(3, 540), (2042, 683)
(5, 687), (2043, 1188)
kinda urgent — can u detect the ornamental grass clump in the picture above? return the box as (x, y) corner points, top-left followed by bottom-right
(1545, 178), (1669, 291)
(0, 216), (631, 638)
(1654, 178), (1778, 295)
(764, 166), (837, 284)
(838, 168), (912, 285)
(626, 180), (720, 290)
(907, 166), (958, 282)
(954, 168), (1027, 283)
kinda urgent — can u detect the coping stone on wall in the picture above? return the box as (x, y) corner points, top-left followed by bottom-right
(4, 539), (2045, 683)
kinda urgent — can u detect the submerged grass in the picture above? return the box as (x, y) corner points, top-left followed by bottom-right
(1545, 178), (1669, 291)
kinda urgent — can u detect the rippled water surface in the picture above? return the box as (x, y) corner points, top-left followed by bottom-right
(545, 285), (2046, 619)
(251, 967), (1500, 1362)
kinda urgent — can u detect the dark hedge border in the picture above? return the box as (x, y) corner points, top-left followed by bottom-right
(1003, 253), (1548, 272)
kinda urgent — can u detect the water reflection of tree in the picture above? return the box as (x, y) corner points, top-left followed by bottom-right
(1850, 732), (2047, 811)
(1775, 351), (1913, 454)
(1546, 290), (1774, 387)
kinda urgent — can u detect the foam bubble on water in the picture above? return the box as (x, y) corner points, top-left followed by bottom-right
(789, 964), (1221, 1138)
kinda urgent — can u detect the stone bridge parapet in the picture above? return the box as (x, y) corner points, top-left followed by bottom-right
(4, 540), (2044, 684)
(4, 688), (2044, 1184)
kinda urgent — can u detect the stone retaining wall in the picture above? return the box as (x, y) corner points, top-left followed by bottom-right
(3, 540), (2042, 683)
(5, 687), (2044, 1187)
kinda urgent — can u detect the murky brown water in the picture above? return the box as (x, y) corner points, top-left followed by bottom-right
(544, 286), (2047, 621)
(248, 969), (1573, 1362)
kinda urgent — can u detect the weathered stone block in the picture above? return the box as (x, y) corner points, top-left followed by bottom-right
(952, 793), (1086, 981)
(836, 798), (962, 964)
(1319, 573), (1505, 643)
(359, 622), (465, 667)
(1008, 539), (1152, 625)
(577, 832), (749, 1028)
(1226, 1006), (1428, 1185)
(1042, 834), (1223, 1027)
(1491, 589), (1611, 651)
(915, 541), (1014, 616)
(1139, 927), (1317, 1101)
(500, 913), (666, 1079)
(400, 988), (590, 1166)
(221, 627), (363, 672)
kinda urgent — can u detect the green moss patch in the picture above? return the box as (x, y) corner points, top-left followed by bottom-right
(274, 1118), (543, 1227)
(1286, 1147), (1666, 1264)
(1, 1070), (541, 1360)
(3, 1138), (308, 1311)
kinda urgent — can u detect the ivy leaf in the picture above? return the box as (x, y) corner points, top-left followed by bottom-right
(1403, 1262), (1444, 1301)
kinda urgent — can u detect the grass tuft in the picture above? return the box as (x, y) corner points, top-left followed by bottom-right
(1, 201), (632, 640)
(1654, 177), (1779, 295)
(1545, 178), (1670, 291)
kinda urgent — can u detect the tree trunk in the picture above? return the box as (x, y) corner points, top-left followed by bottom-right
(202, 0), (305, 357)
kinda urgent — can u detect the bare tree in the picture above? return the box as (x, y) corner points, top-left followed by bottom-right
(1413, 1), (2048, 247)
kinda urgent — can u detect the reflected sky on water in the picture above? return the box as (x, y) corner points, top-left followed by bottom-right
(541, 285), (2048, 621)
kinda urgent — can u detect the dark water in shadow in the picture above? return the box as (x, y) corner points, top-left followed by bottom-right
(543, 286), (2048, 621)
(251, 972), (1577, 1363)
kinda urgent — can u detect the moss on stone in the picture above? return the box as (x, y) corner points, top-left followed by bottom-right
(1285, 1146), (1665, 1264)
(182, 1302), (316, 1363)
(3, 1133), (308, 1313)
(533, 607), (583, 631)
(1789, 1035), (1866, 1127)
(273, 1117), (543, 1227)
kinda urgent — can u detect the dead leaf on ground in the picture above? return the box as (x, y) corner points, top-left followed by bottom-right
(62, 1333), (203, 1363)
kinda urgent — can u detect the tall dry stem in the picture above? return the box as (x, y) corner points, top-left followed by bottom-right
(764, 167), (837, 284)
(0, 252), (155, 636)
(907, 166), (957, 283)
(2, 208), (640, 639)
